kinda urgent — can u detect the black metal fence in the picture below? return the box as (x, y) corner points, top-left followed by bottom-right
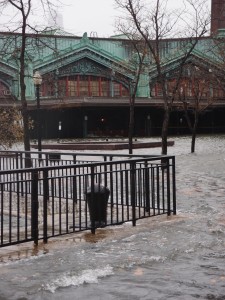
(0, 151), (176, 247)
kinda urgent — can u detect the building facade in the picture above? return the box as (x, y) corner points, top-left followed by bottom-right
(0, 0), (225, 139)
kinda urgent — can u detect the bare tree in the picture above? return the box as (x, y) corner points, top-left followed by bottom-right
(0, 0), (59, 166)
(176, 63), (216, 152)
(0, 0), (32, 166)
(115, 0), (210, 154)
(126, 39), (148, 154)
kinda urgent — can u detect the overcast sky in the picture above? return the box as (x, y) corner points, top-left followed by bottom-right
(61, 0), (117, 37)
(0, 0), (212, 38)
(56, 0), (211, 37)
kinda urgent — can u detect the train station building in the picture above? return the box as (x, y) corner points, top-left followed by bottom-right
(0, 0), (225, 139)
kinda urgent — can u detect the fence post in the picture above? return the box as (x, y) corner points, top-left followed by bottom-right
(43, 170), (49, 243)
(103, 156), (107, 187)
(17, 153), (24, 197)
(172, 157), (176, 215)
(90, 165), (95, 234)
(72, 155), (77, 203)
(130, 161), (136, 226)
(145, 161), (150, 212)
(31, 170), (39, 245)
(166, 158), (171, 216)
(109, 156), (113, 208)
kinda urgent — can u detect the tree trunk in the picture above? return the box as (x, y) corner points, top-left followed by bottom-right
(20, 72), (31, 154)
(128, 95), (135, 154)
(161, 107), (170, 155)
(20, 16), (32, 167)
(191, 112), (199, 153)
(191, 130), (196, 153)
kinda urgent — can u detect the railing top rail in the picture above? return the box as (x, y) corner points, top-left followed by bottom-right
(0, 149), (163, 158)
(0, 154), (175, 175)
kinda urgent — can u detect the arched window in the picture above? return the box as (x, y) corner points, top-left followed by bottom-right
(41, 75), (129, 98)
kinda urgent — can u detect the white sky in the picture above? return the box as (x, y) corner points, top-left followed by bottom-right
(61, 0), (117, 37)
(0, 0), (212, 38)
(59, 0), (211, 37)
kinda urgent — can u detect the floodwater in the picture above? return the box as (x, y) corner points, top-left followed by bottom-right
(1, 134), (225, 300)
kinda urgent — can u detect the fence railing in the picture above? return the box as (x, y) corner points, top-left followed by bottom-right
(0, 151), (176, 247)
(0, 149), (164, 168)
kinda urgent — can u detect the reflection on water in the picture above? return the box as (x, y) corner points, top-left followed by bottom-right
(82, 229), (116, 243)
(1, 135), (225, 300)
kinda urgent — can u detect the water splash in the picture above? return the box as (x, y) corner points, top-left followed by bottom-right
(43, 265), (114, 293)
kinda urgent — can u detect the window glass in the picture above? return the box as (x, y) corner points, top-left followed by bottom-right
(68, 76), (77, 96)
(90, 76), (99, 96)
(101, 78), (109, 97)
(42, 74), (129, 97)
(79, 75), (89, 97)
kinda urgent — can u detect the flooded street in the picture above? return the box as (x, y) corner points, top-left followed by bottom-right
(0, 135), (225, 300)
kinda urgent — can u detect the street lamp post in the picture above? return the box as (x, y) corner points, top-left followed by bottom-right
(33, 71), (42, 159)
(58, 121), (62, 143)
